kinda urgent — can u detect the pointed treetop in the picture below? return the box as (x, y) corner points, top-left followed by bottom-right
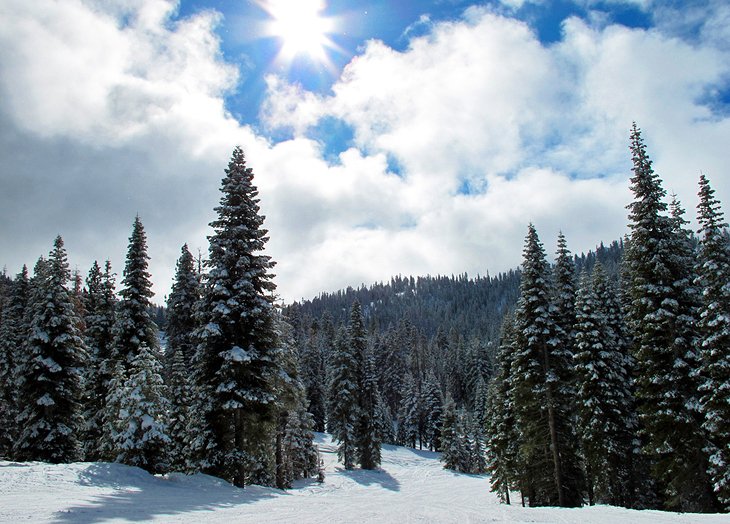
(627, 124), (667, 225)
(698, 174), (727, 234)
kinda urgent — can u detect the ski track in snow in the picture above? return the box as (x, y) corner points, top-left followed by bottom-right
(1, 434), (726, 523)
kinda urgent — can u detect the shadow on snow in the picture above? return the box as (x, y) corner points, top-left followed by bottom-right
(337, 466), (401, 492)
(51, 462), (280, 524)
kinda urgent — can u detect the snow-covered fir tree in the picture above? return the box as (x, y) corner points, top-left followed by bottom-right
(466, 411), (487, 474)
(103, 217), (172, 473)
(348, 300), (381, 470)
(420, 370), (444, 451)
(14, 237), (87, 463)
(695, 174), (730, 510)
(164, 244), (200, 470)
(623, 124), (717, 512)
(357, 343), (382, 469)
(281, 407), (319, 487)
(375, 390), (396, 445)
(165, 244), (199, 366)
(574, 264), (637, 507)
(193, 147), (281, 487)
(440, 394), (466, 471)
(99, 360), (127, 462)
(328, 325), (359, 470)
(167, 347), (196, 471)
(486, 315), (522, 504)
(299, 322), (327, 432)
(397, 371), (420, 448)
(548, 232), (584, 504)
(272, 316), (319, 488)
(378, 322), (407, 417)
(0, 265), (29, 457)
(111, 216), (158, 366)
(82, 260), (116, 460)
(511, 224), (581, 507)
(112, 343), (171, 474)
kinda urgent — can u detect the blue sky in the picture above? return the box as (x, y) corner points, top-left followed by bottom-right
(0, 0), (728, 302)
(179, 0), (654, 148)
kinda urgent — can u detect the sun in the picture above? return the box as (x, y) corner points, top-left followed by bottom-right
(260, 0), (335, 64)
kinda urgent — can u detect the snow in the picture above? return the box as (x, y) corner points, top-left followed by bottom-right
(1, 434), (727, 523)
(223, 345), (252, 363)
(36, 394), (56, 406)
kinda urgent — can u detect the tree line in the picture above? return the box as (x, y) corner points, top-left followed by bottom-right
(1, 126), (728, 513)
(284, 124), (730, 513)
(0, 147), (319, 489)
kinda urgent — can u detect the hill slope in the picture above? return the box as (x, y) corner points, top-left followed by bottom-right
(1, 434), (724, 523)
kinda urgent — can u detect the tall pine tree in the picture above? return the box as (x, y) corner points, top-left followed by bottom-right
(511, 224), (581, 507)
(328, 325), (359, 469)
(166, 244), (199, 366)
(695, 174), (730, 510)
(623, 124), (717, 511)
(111, 216), (158, 366)
(486, 315), (522, 504)
(194, 147), (281, 487)
(0, 266), (29, 457)
(82, 260), (116, 460)
(14, 237), (87, 463)
(574, 264), (637, 507)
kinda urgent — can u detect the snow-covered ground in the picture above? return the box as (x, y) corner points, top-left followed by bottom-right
(1, 434), (726, 523)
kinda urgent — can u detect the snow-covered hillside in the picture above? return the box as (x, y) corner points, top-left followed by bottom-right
(1, 434), (725, 523)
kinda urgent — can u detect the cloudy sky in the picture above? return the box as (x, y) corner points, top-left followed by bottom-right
(0, 0), (728, 304)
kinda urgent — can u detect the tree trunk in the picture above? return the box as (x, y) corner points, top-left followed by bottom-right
(275, 411), (286, 489)
(586, 463), (594, 506)
(542, 346), (565, 506)
(234, 409), (246, 488)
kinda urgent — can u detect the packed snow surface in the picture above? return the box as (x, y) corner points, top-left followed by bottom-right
(1, 434), (726, 523)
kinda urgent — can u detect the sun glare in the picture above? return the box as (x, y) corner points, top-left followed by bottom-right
(261, 0), (335, 64)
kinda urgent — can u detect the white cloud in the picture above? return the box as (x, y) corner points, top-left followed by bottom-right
(0, 1), (728, 304)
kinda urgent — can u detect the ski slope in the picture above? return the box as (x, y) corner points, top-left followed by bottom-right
(1, 434), (725, 523)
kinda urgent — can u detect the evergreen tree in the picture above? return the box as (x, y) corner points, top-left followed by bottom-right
(375, 390), (396, 445)
(194, 147), (281, 487)
(574, 264), (637, 507)
(379, 323), (407, 416)
(328, 326), (359, 469)
(167, 347), (196, 471)
(166, 244), (199, 365)
(623, 124), (717, 511)
(486, 315), (522, 504)
(357, 343), (382, 469)
(420, 370), (444, 451)
(112, 216), (158, 366)
(446, 330), (466, 405)
(82, 260), (116, 460)
(549, 232), (583, 505)
(511, 224), (581, 507)
(99, 360), (127, 462)
(281, 407), (319, 487)
(463, 337), (491, 406)
(397, 372), (420, 448)
(299, 324), (327, 432)
(164, 245), (200, 470)
(466, 411), (487, 474)
(472, 376), (489, 430)
(14, 237), (87, 463)
(113, 344), (171, 474)
(695, 174), (730, 510)
(0, 266), (29, 457)
(272, 315), (318, 489)
(440, 395), (467, 472)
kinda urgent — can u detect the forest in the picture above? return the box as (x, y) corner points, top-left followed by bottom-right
(0, 124), (728, 513)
